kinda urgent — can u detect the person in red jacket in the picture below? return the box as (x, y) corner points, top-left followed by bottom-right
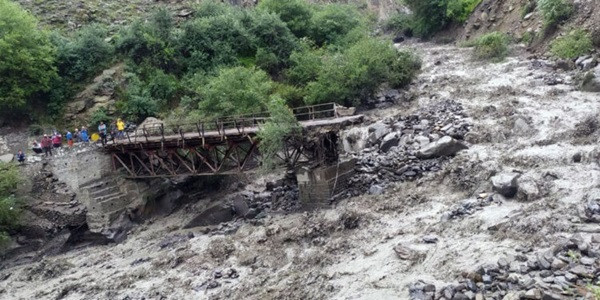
(52, 132), (62, 148)
(41, 135), (53, 157)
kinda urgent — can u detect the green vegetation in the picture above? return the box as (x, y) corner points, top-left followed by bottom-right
(550, 29), (593, 59)
(521, 0), (537, 18)
(397, 0), (481, 38)
(447, 0), (483, 23)
(0, 162), (21, 247)
(521, 31), (535, 45)
(472, 32), (510, 61)
(1, 0), (423, 167)
(0, 0), (56, 117)
(305, 38), (421, 107)
(257, 96), (302, 170)
(537, 0), (573, 28)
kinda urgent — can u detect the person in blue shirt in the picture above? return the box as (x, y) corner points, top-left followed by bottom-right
(80, 127), (89, 143)
(16, 150), (25, 164)
(66, 131), (73, 148)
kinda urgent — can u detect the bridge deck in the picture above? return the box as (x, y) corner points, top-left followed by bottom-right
(104, 115), (363, 151)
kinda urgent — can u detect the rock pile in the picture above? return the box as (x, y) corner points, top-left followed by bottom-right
(409, 234), (600, 299)
(343, 100), (470, 195)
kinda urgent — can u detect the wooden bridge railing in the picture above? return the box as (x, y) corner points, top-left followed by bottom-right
(116, 103), (340, 145)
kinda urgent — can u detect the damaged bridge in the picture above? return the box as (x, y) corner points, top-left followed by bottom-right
(104, 103), (363, 178)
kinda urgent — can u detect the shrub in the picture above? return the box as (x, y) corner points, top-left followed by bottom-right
(245, 10), (299, 70)
(53, 24), (114, 82)
(309, 3), (364, 46)
(89, 108), (111, 127)
(196, 66), (273, 118)
(120, 74), (160, 123)
(447, 0), (482, 23)
(178, 13), (253, 72)
(0, 162), (21, 247)
(286, 47), (323, 86)
(116, 8), (178, 72)
(472, 32), (510, 61)
(403, 0), (449, 38)
(145, 69), (179, 108)
(305, 38), (421, 106)
(258, 96), (302, 170)
(537, 0), (572, 28)
(257, 0), (313, 38)
(550, 29), (593, 59)
(383, 12), (413, 36)
(0, 0), (56, 114)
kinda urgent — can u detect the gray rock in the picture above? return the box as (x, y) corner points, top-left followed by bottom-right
(569, 265), (590, 277)
(415, 136), (468, 159)
(380, 133), (399, 153)
(551, 258), (567, 270)
(369, 185), (385, 196)
(368, 122), (390, 144)
(491, 173), (520, 198)
(580, 256), (595, 266)
(422, 235), (439, 244)
(517, 178), (539, 202)
(522, 288), (541, 299)
(564, 272), (578, 282)
(0, 153), (13, 163)
(580, 69), (600, 93)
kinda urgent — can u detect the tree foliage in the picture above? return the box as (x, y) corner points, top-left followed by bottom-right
(53, 24), (113, 82)
(258, 96), (301, 170)
(257, 0), (313, 38)
(538, 0), (572, 28)
(305, 38), (421, 107)
(0, 0), (56, 113)
(309, 4), (364, 46)
(196, 66), (274, 118)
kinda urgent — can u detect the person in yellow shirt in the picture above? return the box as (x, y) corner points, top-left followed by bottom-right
(116, 118), (125, 139)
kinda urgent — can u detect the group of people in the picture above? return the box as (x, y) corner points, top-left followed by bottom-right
(23, 118), (127, 161)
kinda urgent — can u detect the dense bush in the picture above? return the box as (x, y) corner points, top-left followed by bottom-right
(89, 108), (111, 126)
(383, 12), (413, 36)
(0, 162), (21, 247)
(447, 0), (482, 23)
(305, 38), (421, 106)
(472, 32), (510, 61)
(286, 46), (323, 86)
(550, 29), (593, 59)
(257, 0), (313, 38)
(309, 4), (364, 46)
(178, 13), (253, 73)
(245, 11), (299, 72)
(53, 24), (113, 82)
(116, 8), (179, 72)
(0, 0), (56, 114)
(196, 66), (274, 118)
(119, 74), (160, 123)
(537, 0), (572, 28)
(403, 0), (449, 38)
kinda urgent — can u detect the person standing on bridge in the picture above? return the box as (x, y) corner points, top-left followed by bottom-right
(116, 118), (125, 140)
(41, 135), (52, 157)
(98, 121), (107, 146)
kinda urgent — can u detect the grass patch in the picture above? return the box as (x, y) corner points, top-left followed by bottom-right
(472, 32), (510, 61)
(550, 29), (593, 59)
(537, 0), (573, 28)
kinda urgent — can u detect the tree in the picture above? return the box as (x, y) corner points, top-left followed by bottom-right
(258, 96), (302, 170)
(53, 24), (113, 82)
(305, 38), (421, 106)
(403, 0), (449, 38)
(196, 66), (273, 118)
(309, 4), (364, 46)
(257, 0), (313, 38)
(0, 0), (56, 113)
(245, 10), (299, 71)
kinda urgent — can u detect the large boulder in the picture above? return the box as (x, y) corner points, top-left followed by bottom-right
(416, 136), (468, 159)
(341, 127), (369, 153)
(0, 153), (13, 163)
(368, 122), (390, 145)
(580, 67), (600, 93)
(491, 172), (520, 198)
(380, 132), (399, 152)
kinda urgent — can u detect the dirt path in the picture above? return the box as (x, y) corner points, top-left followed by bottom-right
(2, 42), (599, 300)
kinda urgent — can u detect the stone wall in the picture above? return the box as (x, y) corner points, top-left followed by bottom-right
(297, 159), (356, 209)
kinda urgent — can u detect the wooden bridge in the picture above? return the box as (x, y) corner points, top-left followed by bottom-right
(104, 103), (363, 178)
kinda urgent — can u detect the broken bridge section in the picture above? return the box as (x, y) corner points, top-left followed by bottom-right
(104, 103), (363, 178)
